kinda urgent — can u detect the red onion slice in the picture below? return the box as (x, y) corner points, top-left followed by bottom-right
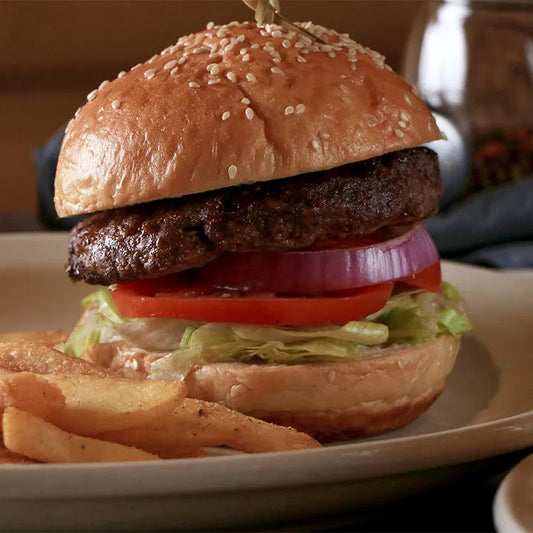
(196, 224), (440, 294)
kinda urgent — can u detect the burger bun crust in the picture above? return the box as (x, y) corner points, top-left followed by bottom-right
(55, 21), (441, 217)
(184, 335), (459, 441)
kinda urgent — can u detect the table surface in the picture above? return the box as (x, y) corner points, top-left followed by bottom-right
(1, 213), (531, 533)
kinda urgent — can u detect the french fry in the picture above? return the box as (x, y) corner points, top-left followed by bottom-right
(99, 398), (321, 453)
(0, 372), (65, 421)
(3, 408), (161, 463)
(0, 342), (321, 462)
(0, 330), (68, 347)
(143, 445), (208, 459)
(41, 373), (187, 435)
(0, 444), (36, 464)
(0, 342), (115, 377)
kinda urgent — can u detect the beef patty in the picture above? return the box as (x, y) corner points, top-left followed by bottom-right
(67, 147), (441, 285)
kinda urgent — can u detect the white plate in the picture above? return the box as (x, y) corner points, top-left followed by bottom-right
(0, 232), (532, 531)
(494, 452), (533, 533)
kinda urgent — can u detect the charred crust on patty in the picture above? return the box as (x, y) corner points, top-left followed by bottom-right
(67, 147), (441, 285)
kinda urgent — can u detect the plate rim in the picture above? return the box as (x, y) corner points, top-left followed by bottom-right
(0, 409), (531, 500)
(0, 232), (532, 501)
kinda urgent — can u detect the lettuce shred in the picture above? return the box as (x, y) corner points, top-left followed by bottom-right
(59, 283), (471, 380)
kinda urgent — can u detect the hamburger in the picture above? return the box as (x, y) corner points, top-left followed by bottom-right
(55, 19), (471, 441)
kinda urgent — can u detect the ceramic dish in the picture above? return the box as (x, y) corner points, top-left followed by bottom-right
(0, 233), (532, 531)
(494, 452), (533, 533)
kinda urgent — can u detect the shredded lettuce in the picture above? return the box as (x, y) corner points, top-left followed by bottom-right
(59, 284), (471, 381)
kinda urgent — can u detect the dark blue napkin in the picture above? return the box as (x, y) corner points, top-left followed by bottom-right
(424, 177), (533, 268)
(33, 126), (85, 230)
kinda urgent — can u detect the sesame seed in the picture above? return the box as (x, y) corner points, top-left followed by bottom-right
(237, 34), (246, 43)
(188, 81), (200, 88)
(347, 57), (357, 63)
(87, 90), (97, 102)
(398, 120), (408, 129)
(111, 99), (121, 110)
(366, 114), (378, 127)
(245, 107), (254, 120)
(241, 97), (251, 105)
(164, 60), (178, 70)
(131, 63), (141, 70)
(321, 132), (330, 139)
(193, 46), (210, 54)
(297, 55), (307, 63)
(295, 104), (306, 114)
(404, 94), (413, 106)
(240, 48), (248, 55)
(272, 58), (281, 64)
(117, 71), (126, 78)
(74, 107), (81, 117)
(220, 38), (229, 47)
(328, 52), (336, 58)
(206, 21), (215, 30)
(271, 67), (284, 75)
(350, 63), (357, 71)
(245, 73), (256, 83)
(284, 105), (294, 115)
(242, 54), (250, 62)
(226, 72), (237, 82)
(400, 111), (411, 122)
(98, 80), (109, 90)
(208, 78), (221, 85)
(295, 42), (304, 49)
(170, 67), (179, 76)
(222, 111), (231, 121)
(340, 84), (349, 93)
(311, 140), (320, 151)
(178, 57), (187, 65)
(228, 165), (238, 180)
(207, 63), (220, 74)
(144, 69), (157, 80)
(394, 129), (405, 138)
(282, 39), (291, 48)
(251, 43), (259, 49)
(272, 30), (283, 38)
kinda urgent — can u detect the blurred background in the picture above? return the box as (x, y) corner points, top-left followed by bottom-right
(0, 0), (422, 216)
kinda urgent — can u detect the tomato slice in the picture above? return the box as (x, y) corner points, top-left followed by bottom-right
(111, 282), (394, 325)
(398, 262), (442, 293)
(111, 262), (442, 325)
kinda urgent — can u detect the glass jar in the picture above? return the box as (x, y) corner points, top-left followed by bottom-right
(403, 0), (533, 207)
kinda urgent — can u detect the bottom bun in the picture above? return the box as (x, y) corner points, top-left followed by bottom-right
(184, 335), (459, 441)
(84, 335), (460, 441)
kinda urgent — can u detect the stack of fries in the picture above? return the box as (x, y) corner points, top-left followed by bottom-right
(0, 333), (320, 463)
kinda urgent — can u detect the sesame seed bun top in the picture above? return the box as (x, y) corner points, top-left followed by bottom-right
(54, 20), (442, 217)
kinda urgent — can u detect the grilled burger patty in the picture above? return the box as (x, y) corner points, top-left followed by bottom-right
(67, 147), (441, 286)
